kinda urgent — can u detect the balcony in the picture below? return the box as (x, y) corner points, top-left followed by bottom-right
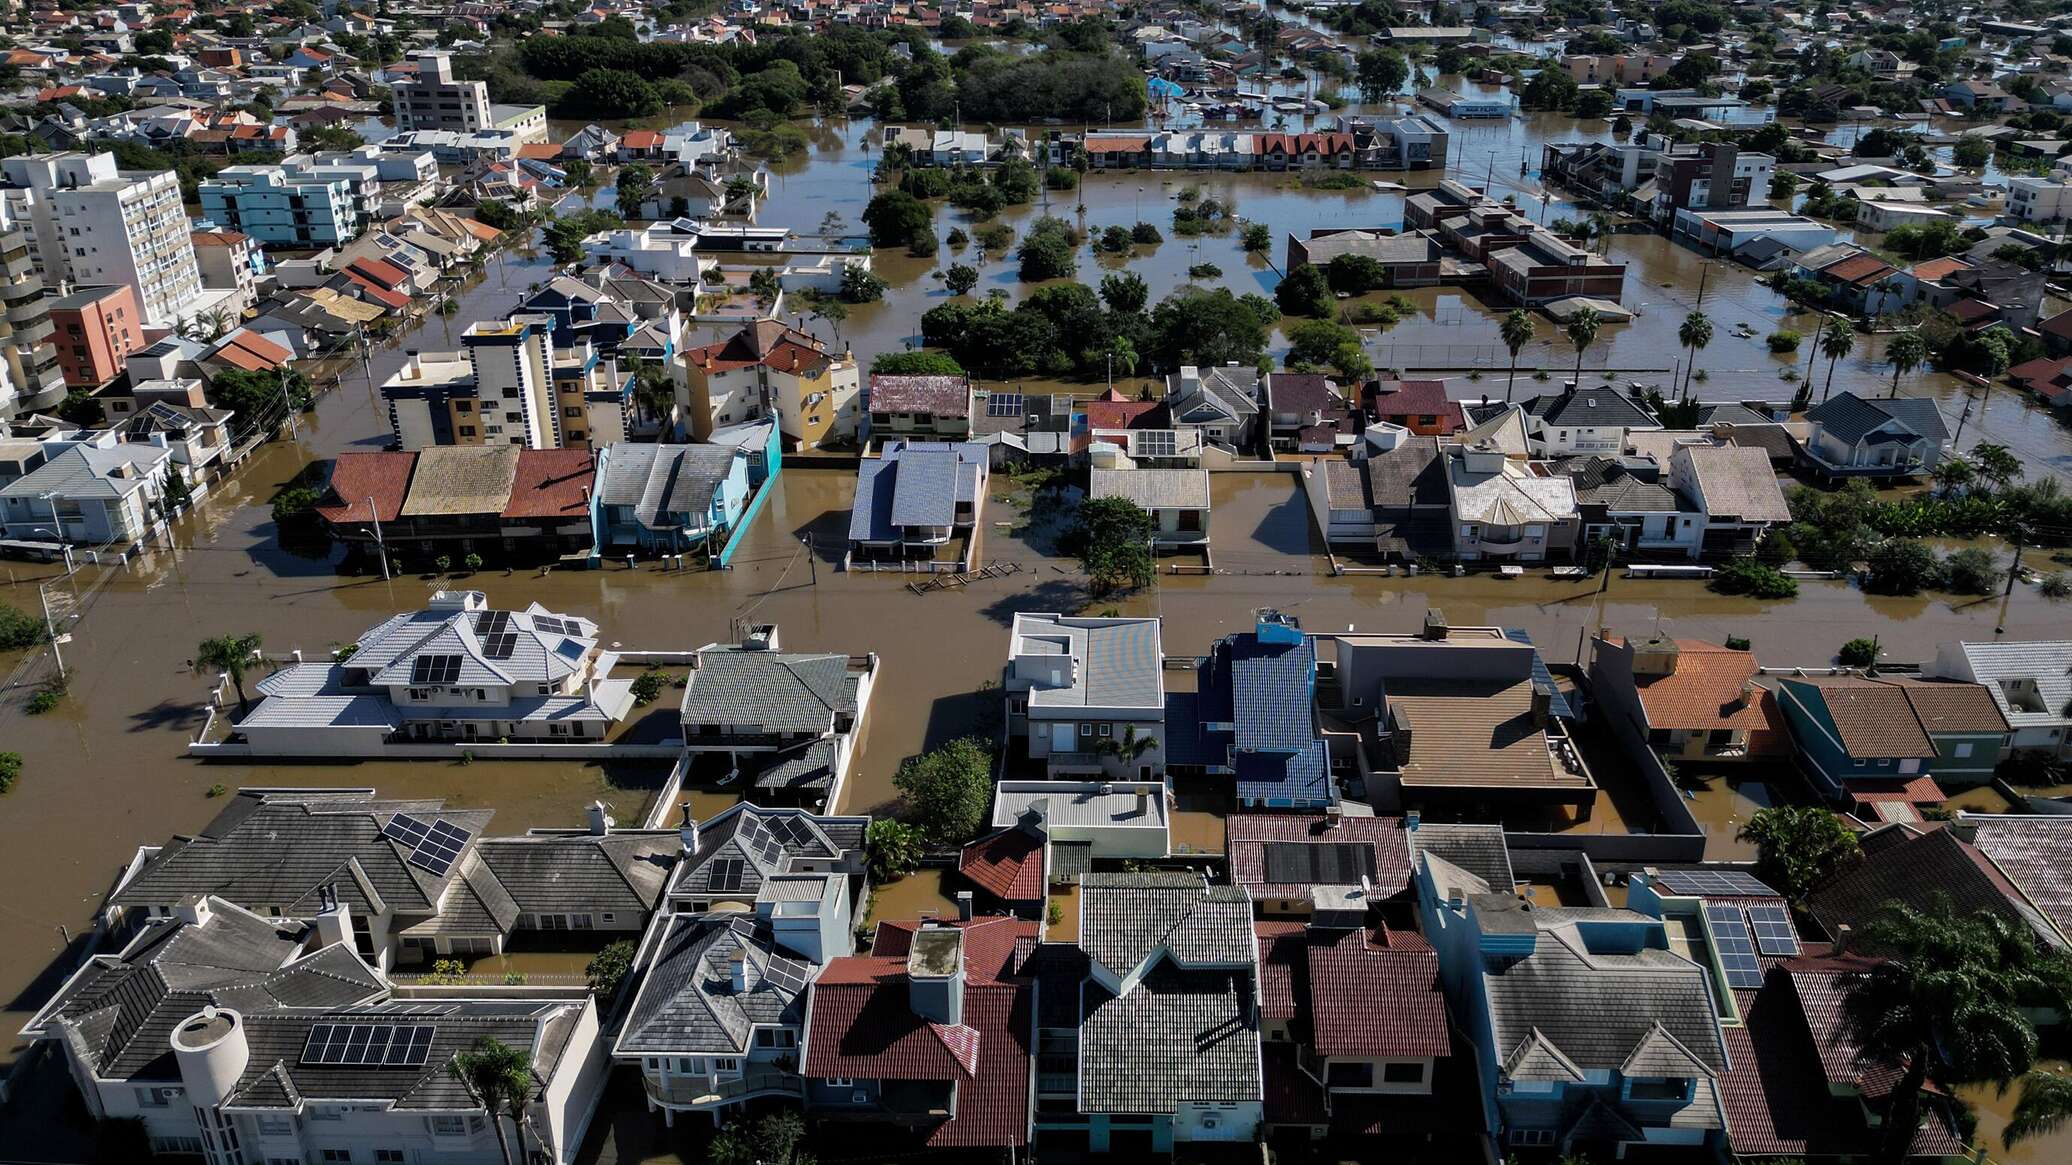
(642, 1070), (801, 1109)
(1046, 750), (1106, 770)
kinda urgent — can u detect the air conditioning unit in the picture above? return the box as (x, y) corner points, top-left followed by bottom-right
(852, 1090), (871, 1104)
(1201, 1114), (1221, 1130)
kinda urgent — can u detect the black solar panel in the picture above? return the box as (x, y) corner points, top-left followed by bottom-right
(410, 654), (462, 685)
(1746, 903), (1801, 956)
(767, 815), (814, 847)
(1136, 430), (1178, 457)
(1262, 841), (1377, 885)
(1705, 902), (1764, 989)
(408, 820), (472, 877)
(300, 1023), (436, 1067)
(384, 813), (431, 849)
(474, 610), (511, 635)
(985, 391), (1025, 418)
(533, 616), (569, 636)
(1653, 869), (1778, 898)
(763, 956), (809, 994)
(707, 858), (745, 892)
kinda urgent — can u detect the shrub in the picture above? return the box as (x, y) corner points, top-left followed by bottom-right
(206, 782), (227, 798)
(1188, 262), (1222, 278)
(26, 683), (63, 714)
(630, 668), (667, 706)
(586, 940), (637, 996)
(462, 552), (483, 573)
(0, 602), (45, 650)
(1768, 329), (1802, 353)
(1944, 547), (2001, 594)
(1839, 637), (1880, 666)
(946, 227), (968, 248)
(1725, 635), (1752, 651)
(0, 751), (20, 794)
(434, 555), (452, 574)
(1863, 538), (1943, 594)
(865, 818), (923, 881)
(2040, 572), (2072, 599)
(1754, 529), (1795, 566)
(1130, 222), (1164, 245)
(1710, 559), (1799, 599)
(893, 738), (994, 847)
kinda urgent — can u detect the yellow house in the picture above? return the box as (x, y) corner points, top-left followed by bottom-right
(679, 319), (859, 448)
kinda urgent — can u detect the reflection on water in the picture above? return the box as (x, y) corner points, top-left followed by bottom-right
(864, 869), (958, 940)
(1963, 1059), (2072, 1165)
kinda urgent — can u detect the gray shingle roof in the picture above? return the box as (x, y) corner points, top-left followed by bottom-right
(849, 441), (985, 541)
(1525, 386), (1658, 430)
(1088, 467), (1211, 511)
(671, 805), (865, 903)
(1079, 963), (1261, 1113)
(679, 645), (859, 735)
(616, 914), (813, 1055)
(474, 831), (678, 916)
(352, 596), (599, 689)
(598, 443), (740, 529)
(1408, 822), (1516, 891)
(1079, 873), (1253, 981)
(1806, 393), (1949, 447)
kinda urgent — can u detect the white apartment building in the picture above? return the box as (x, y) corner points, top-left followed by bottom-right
(0, 192), (66, 418)
(392, 50), (493, 134)
(2008, 177), (2072, 224)
(1, 152), (205, 329)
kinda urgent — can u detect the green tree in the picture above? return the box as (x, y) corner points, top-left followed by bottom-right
(1286, 318), (1371, 381)
(0, 603), (44, 651)
(944, 262), (979, 295)
(564, 68), (662, 120)
(871, 351), (965, 375)
(1016, 216), (1078, 281)
(1240, 221), (1272, 253)
(1500, 308), (1536, 404)
(1275, 263), (1335, 317)
(893, 737), (994, 846)
(585, 940), (636, 996)
(542, 209), (622, 265)
(1356, 48), (1409, 100)
(1840, 637), (1881, 667)
(1100, 271), (1150, 314)
(1819, 314), (1855, 402)
(1735, 805), (1862, 903)
(865, 818), (924, 881)
(1945, 547), (2002, 595)
(614, 163), (655, 219)
(1148, 288), (1274, 369)
(1971, 443), (2023, 491)
(451, 1038), (535, 1165)
(1845, 901), (2072, 1165)
(838, 265), (887, 304)
(1564, 307), (1602, 385)
(1865, 538), (1944, 595)
(2009, 1071), (2072, 1150)
(748, 266), (781, 308)
(862, 190), (933, 248)
(1066, 496), (1156, 595)
(1885, 328), (1927, 399)
(197, 633), (264, 715)
(1954, 136), (1993, 168)
(1677, 310), (1714, 400)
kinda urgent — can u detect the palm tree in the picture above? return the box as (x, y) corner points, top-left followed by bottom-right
(197, 633), (263, 715)
(1885, 327), (1927, 399)
(1565, 307), (1602, 388)
(1844, 899), (2072, 1165)
(2009, 1070), (2072, 1150)
(1095, 724), (1159, 771)
(1107, 334), (1139, 385)
(1820, 314), (1855, 402)
(1677, 310), (1714, 400)
(1932, 454), (1976, 496)
(1500, 308), (1536, 404)
(452, 1038), (536, 1165)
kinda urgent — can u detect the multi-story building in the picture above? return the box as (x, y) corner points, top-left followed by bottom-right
(46, 283), (143, 389)
(681, 319), (859, 448)
(382, 315), (631, 450)
(0, 152), (205, 329)
(188, 229), (261, 317)
(1005, 613), (1167, 779)
(1486, 228), (1629, 306)
(392, 50), (492, 134)
(2008, 176), (2072, 224)
(198, 165), (363, 249)
(0, 196), (65, 418)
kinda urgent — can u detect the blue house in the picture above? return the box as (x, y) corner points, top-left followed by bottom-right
(1774, 675), (2010, 811)
(1415, 843), (1729, 1158)
(1165, 610), (1336, 810)
(592, 442), (752, 556)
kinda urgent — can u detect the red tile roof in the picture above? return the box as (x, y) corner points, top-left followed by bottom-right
(1308, 926), (1449, 1059)
(501, 449), (595, 519)
(685, 319), (833, 377)
(1621, 639), (1787, 754)
(1261, 1043), (1329, 1126)
(208, 330), (294, 372)
(2010, 353), (2072, 390)
(1846, 775), (1946, 805)
(620, 130), (664, 148)
(1083, 387), (1168, 431)
(315, 451), (416, 524)
(1367, 380), (1465, 433)
(957, 825), (1044, 902)
(1908, 256), (1973, 283)
(345, 257), (410, 290)
(339, 272), (410, 311)
(1254, 921), (1307, 1023)
(804, 916), (1034, 1148)
(1820, 253), (1897, 286)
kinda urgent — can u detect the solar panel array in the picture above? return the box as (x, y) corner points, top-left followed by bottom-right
(985, 391), (1025, 418)
(383, 813), (473, 877)
(1136, 430), (1178, 457)
(474, 610), (518, 660)
(533, 615), (573, 637)
(707, 858), (745, 892)
(1746, 902), (1802, 956)
(1705, 902), (1764, 989)
(410, 654), (462, 685)
(300, 1023), (437, 1068)
(1653, 869), (1778, 898)
(736, 817), (783, 867)
(762, 954), (809, 995)
(766, 815), (816, 848)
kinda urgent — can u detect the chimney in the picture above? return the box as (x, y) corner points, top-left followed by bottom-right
(1324, 804), (1344, 829)
(1136, 786), (1151, 816)
(678, 803), (700, 856)
(907, 925), (966, 1025)
(1832, 923), (1853, 956)
(175, 895), (212, 927)
(314, 884), (351, 950)
(1630, 635), (1681, 678)
(586, 800), (613, 836)
(1531, 683), (1553, 727)
(956, 891), (974, 921)
(404, 349), (421, 379)
(1423, 608), (1449, 640)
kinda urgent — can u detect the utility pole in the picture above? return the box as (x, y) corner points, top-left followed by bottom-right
(1695, 262), (1709, 308)
(40, 582), (63, 681)
(369, 496), (390, 581)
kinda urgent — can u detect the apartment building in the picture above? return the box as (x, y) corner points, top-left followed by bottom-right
(189, 229), (261, 316)
(46, 283), (143, 390)
(199, 165), (363, 249)
(2008, 177), (2072, 224)
(392, 50), (492, 134)
(382, 315), (631, 450)
(0, 196), (64, 418)
(0, 152), (205, 329)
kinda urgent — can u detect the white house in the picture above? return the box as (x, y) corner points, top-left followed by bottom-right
(0, 429), (174, 545)
(1005, 614), (1168, 778)
(1927, 641), (2072, 759)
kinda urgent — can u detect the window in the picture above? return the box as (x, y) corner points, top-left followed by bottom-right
(255, 1114), (295, 1136)
(150, 1138), (204, 1155)
(755, 1028), (799, 1049)
(374, 1152), (406, 1164)
(825, 1076), (856, 1088)
(1955, 741), (1975, 758)
(1080, 723), (1093, 737)
(1509, 1129), (1556, 1147)
(428, 1114), (469, 1137)
(1325, 1061), (1374, 1088)
(1383, 1061), (1426, 1084)
(712, 1057), (740, 1072)
(134, 1086), (179, 1107)
(1099, 723), (1112, 737)
(322, 1152), (354, 1164)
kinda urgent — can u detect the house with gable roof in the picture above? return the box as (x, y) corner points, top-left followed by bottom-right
(847, 439), (988, 571)
(234, 589), (634, 755)
(1165, 364), (1262, 452)
(677, 624), (878, 808)
(1925, 640), (2072, 760)
(1798, 392), (1948, 480)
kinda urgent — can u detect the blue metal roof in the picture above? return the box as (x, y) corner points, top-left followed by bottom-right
(1503, 628), (1575, 720)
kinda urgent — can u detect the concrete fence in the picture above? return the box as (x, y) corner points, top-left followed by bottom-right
(189, 740), (685, 761)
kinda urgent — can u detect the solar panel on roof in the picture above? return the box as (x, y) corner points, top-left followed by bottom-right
(474, 610), (511, 636)
(410, 654), (462, 685)
(482, 632), (518, 660)
(384, 813), (432, 849)
(985, 391), (1025, 417)
(407, 819), (472, 877)
(1705, 902), (1764, 989)
(1654, 869), (1778, 898)
(763, 956), (809, 995)
(1137, 430), (1178, 457)
(1746, 902), (1801, 956)
(300, 1023), (436, 1068)
(707, 858), (745, 892)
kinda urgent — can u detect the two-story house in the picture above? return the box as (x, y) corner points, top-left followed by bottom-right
(847, 440), (988, 571)
(1775, 674), (2012, 810)
(237, 590), (636, 755)
(1926, 640), (2072, 761)
(862, 373), (974, 445)
(1166, 364), (1262, 452)
(594, 441), (754, 556)
(1005, 613), (1167, 779)
(677, 624), (878, 808)
(1798, 393), (1948, 481)
(1164, 611), (1337, 810)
